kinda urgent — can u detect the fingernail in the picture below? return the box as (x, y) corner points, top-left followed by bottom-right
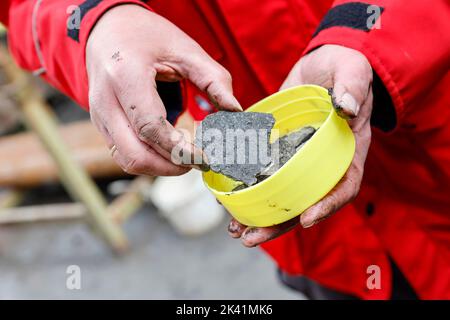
(232, 97), (243, 112)
(340, 92), (360, 116)
(228, 220), (239, 233)
(241, 228), (260, 246)
(328, 89), (359, 119)
(228, 220), (244, 237)
(300, 215), (315, 228)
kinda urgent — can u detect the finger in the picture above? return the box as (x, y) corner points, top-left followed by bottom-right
(300, 163), (362, 228)
(227, 218), (247, 238)
(281, 57), (365, 119)
(298, 100), (371, 229)
(122, 10), (241, 112)
(110, 68), (205, 168)
(240, 218), (298, 248)
(329, 53), (372, 119)
(348, 89), (374, 132)
(90, 88), (190, 176)
(176, 44), (243, 112)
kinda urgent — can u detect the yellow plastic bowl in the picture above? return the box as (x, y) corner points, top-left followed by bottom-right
(202, 85), (355, 227)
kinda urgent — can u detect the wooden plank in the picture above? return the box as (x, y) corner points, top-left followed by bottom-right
(0, 176), (154, 225)
(0, 46), (128, 253)
(0, 121), (126, 188)
(0, 203), (85, 224)
(109, 176), (154, 224)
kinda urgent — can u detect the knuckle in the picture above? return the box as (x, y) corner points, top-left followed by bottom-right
(105, 66), (134, 98)
(136, 116), (164, 144)
(121, 157), (144, 175)
(121, 156), (183, 177)
(112, 150), (145, 175)
(298, 60), (328, 85)
(210, 66), (232, 84)
(122, 160), (137, 175)
(325, 194), (339, 213)
(297, 59), (308, 76)
(356, 55), (373, 80)
(105, 62), (127, 80)
(219, 68), (232, 83)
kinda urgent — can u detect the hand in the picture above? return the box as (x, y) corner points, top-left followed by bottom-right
(86, 5), (241, 176)
(228, 45), (373, 247)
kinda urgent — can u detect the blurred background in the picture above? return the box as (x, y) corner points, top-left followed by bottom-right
(0, 27), (301, 300)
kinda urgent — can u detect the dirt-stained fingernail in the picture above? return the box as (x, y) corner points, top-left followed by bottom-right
(340, 92), (360, 116)
(300, 214), (315, 228)
(228, 220), (244, 237)
(328, 88), (357, 119)
(241, 228), (261, 247)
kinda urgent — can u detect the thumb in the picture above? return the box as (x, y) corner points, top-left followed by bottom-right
(328, 85), (361, 120)
(329, 58), (372, 120)
(178, 46), (243, 112)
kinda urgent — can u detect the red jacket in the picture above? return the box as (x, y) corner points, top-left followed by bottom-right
(2, 0), (449, 299)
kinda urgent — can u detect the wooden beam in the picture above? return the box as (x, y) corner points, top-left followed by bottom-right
(0, 121), (125, 188)
(0, 203), (85, 224)
(0, 176), (154, 225)
(109, 176), (154, 224)
(0, 46), (128, 253)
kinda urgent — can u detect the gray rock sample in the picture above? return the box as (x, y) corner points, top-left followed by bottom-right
(195, 111), (275, 185)
(232, 126), (316, 191)
(260, 126), (316, 177)
(285, 126), (316, 150)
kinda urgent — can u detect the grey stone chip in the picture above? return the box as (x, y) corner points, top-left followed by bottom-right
(236, 126), (316, 190)
(196, 111), (317, 190)
(195, 111), (275, 185)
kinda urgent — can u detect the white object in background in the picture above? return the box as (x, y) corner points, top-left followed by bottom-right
(148, 170), (225, 236)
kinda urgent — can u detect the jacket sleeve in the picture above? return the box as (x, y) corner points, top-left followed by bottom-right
(303, 0), (450, 127)
(1, 0), (152, 110)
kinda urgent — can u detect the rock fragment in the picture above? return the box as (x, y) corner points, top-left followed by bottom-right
(232, 126), (316, 191)
(197, 111), (317, 191)
(195, 111), (275, 185)
(259, 126), (316, 177)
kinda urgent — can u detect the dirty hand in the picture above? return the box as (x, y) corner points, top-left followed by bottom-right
(86, 5), (241, 176)
(229, 44), (373, 247)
